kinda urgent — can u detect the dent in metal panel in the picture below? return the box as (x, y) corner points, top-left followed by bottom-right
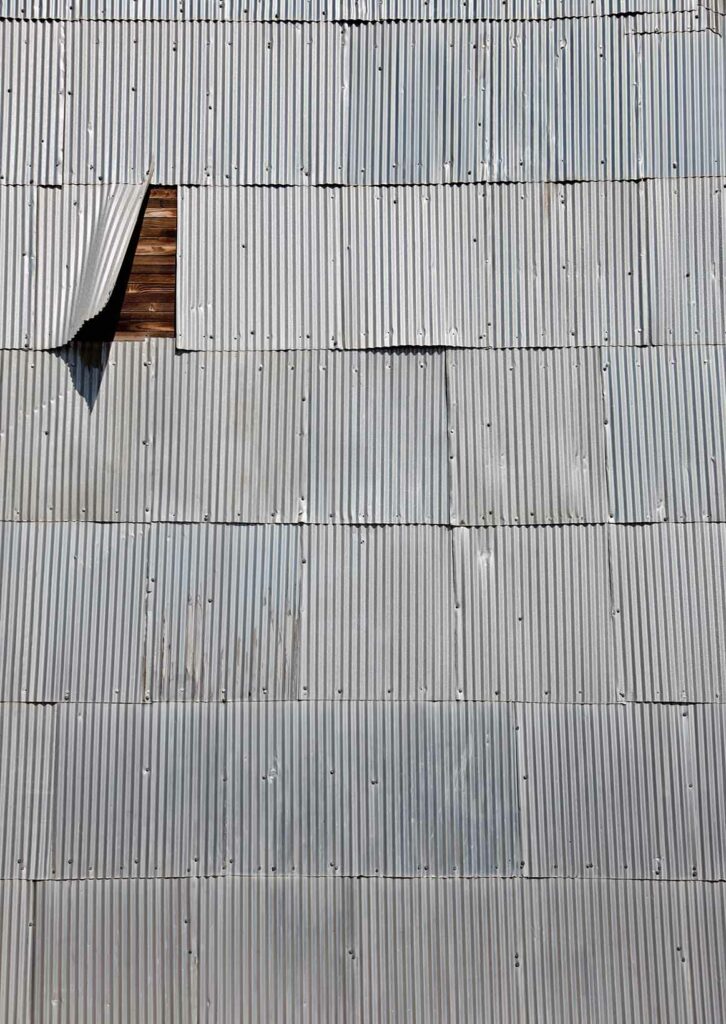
(516, 703), (702, 880)
(306, 351), (449, 524)
(0, 343), (155, 523)
(51, 704), (227, 879)
(0, 882), (33, 1024)
(611, 524), (726, 702)
(0, 705), (55, 879)
(454, 526), (614, 702)
(0, 188), (35, 350)
(0, 23), (64, 186)
(447, 350), (609, 526)
(151, 348), (308, 524)
(604, 346), (726, 523)
(33, 183), (149, 351)
(0, 524), (148, 703)
(226, 702), (520, 877)
(177, 186), (342, 352)
(64, 23), (347, 185)
(145, 524), (302, 701)
(33, 879), (198, 1024)
(298, 526), (455, 699)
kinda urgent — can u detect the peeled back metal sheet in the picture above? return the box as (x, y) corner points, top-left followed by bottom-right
(447, 349), (610, 526)
(51, 702), (520, 879)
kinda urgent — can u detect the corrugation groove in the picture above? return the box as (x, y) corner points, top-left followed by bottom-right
(516, 702), (714, 881)
(604, 346), (726, 523)
(29, 877), (726, 1023)
(454, 525), (614, 702)
(447, 349), (609, 526)
(611, 524), (726, 702)
(0, 705), (55, 880)
(50, 702), (520, 880)
(0, 22), (64, 186)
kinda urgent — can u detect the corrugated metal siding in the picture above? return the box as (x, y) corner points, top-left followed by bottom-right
(516, 703), (708, 881)
(177, 186), (343, 352)
(32, 876), (726, 1023)
(298, 525), (455, 699)
(0, 882), (33, 1024)
(34, 878), (198, 1024)
(448, 349), (610, 526)
(0, 187), (35, 350)
(0, 344), (155, 523)
(0, 22), (64, 186)
(454, 526), (614, 702)
(0, 705), (55, 879)
(336, 0), (697, 14)
(145, 524), (302, 701)
(33, 183), (149, 351)
(604, 347), (726, 524)
(64, 23), (348, 185)
(691, 705), (726, 883)
(50, 702), (519, 879)
(611, 524), (726, 703)
(305, 350), (448, 524)
(0, 523), (148, 703)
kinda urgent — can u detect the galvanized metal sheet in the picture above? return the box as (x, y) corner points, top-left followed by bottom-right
(177, 185), (343, 352)
(0, 704), (55, 880)
(0, 882), (33, 1024)
(298, 525), (455, 699)
(0, 22), (64, 186)
(454, 526), (614, 702)
(448, 350), (609, 526)
(64, 22), (347, 185)
(0, 524), (148, 703)
(604, 346), (726, 523)
(33, 183), (149, 351)
(0, 188), (35, 350)
(150, 347), (309, 524)
(145, 524), (302, 701)
(517, 703), (706, 880)
(305, 350), (448, 524)
(0, 343), (155, 523)
(34, 878), (198, 1024)
(691, 705), (726, 882)
(51, 702), (520, 879)
(611, 524), (726, 702)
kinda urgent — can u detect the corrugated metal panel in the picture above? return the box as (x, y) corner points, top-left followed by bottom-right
(0, 0), (69, 13)
(0, 523), (148, 703)
(306, 350), (448, 524)
(454, 526), (614, 702)
(150, 347), (308, 524)
(604, 346), (726, 523)
(34, 878), (198, 1024)
(145, 524), (301, 701)
(646, 177), (726, 346)
(32, 183), (149, 351)
(0, 343), (155, 523)
(0, 187), (35, 350)
(611, 524), (726, 702)
(51, 703), (228, 879)
(336, 0), (696, 14)
(177, 186), (342, 352)
(0, 22), (64, 186)
(0, 882), (33, 1024)
(517, 703), (706, 880)
(0, 705), (55, 879)
(298, 525), (455, 699)
(64, 23), (347, 185)
(691, 705), (726, 883)
(448, 349), (609, 526)
(51, 702), (519, 879)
